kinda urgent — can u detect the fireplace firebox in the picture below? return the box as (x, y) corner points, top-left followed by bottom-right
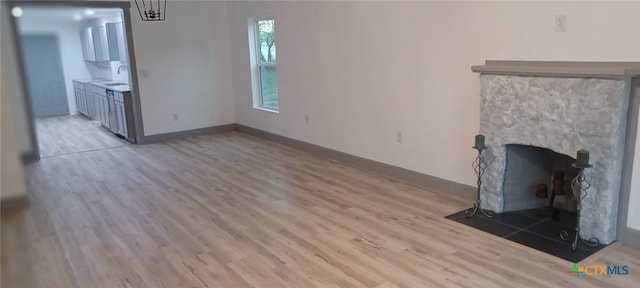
(503, 144), (579, 213)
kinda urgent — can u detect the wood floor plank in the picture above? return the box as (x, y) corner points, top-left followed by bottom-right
(3, 130), (640, 287)
(36, 115), (129, 158)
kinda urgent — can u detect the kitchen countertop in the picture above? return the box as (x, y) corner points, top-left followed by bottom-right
(73, 78), (109, 84)
(89, 82), (131, 92)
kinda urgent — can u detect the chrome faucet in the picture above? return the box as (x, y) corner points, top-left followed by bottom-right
(117, 65), (129, 74)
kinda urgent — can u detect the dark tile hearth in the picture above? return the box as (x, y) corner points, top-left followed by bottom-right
(446, 207), (608, 262)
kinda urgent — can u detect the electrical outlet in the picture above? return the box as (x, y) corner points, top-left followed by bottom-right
(305, 114), (310, 124)
(172, 113), (178, 121)
(555, 15), (566, 32)
(396, 131), (402, 143)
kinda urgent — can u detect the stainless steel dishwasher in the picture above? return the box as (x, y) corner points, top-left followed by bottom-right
(106, 89), (118, 134)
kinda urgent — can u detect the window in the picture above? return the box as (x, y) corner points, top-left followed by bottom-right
(249, 17), (278, 112)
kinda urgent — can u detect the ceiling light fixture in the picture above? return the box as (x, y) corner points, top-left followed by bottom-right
(135, 0), (166, 21)
(11, 7), (23, 17)
(85, 10), (95, 16)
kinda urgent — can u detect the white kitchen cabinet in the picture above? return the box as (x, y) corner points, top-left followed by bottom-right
(78, 88), (86, 115)
(113, 91), (128, 137)
(85, 84), (96, 119)
(94, 92), (102, 123)
(80, 28), (96, 61)
(115, 101), (127, 137)
(92, 26), (109, 61)
(98, 94), (110, 128)
(106, 23), (127, 62)
(103, 96), (110, 128)
(82, 23), (126, 62)
(74, 86), (81, 114)
(91, 85), (100, 121)
(99, 96), (105, 124)
(73, 81), (88, 116)
(74, 87), (81, 114)
(92, 84), (109, 127)
(94, 93), (102, 122)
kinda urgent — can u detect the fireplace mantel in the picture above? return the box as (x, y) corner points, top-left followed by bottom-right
(471, 60), (640, 78)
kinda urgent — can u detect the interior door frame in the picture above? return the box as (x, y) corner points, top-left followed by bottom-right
(7, 0), (146, 162)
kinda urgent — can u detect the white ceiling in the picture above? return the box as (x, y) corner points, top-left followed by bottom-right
(18, 7), (122, 25)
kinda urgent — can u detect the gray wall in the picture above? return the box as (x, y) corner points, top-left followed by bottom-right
(0, 2), (28, 201)
(1, 2), (34, 155)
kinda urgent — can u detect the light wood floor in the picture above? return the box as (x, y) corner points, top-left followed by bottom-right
(2, 132), (639, 288)
(36, 115), (129, 158)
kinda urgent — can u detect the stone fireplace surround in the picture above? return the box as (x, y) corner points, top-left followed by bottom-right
(472, 61), (640, 244)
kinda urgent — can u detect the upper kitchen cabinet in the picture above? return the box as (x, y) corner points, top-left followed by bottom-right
(80, 28), (96, 61)
(92, 26), (109, 61)
(82, 23), (126, 62)
(106, 23), (127, 62)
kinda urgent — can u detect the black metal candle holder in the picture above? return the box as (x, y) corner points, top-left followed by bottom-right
(560, 163), (599, 251)
(466, 145), (494, 218)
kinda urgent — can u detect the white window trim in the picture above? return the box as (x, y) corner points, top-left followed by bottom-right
(247, 16), (279, 113)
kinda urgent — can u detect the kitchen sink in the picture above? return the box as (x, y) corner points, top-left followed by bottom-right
(105, 83), (128, 86)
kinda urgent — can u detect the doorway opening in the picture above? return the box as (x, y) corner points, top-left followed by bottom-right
(10, 3), (144, 160)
